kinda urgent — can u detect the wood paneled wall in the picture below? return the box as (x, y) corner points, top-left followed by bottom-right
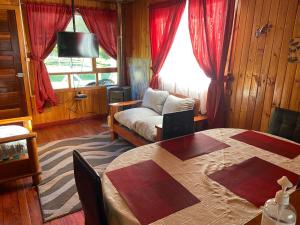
(31, 87), (108, 125)
(0, 0), (114, 125)
(125, 0), (150, 59)
(124, 0), (163, 88)
(227, 0), (300, 131)
(3, 0), (299, 128)
(4, 0), (115, 8)
(125, 0), (300, 132)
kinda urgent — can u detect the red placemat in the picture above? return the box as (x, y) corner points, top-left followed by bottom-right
(231, 130), (300, 159)
(209, 157), (299, 207)
(106, 160), (200, 225)
(159, 133), (230, 160)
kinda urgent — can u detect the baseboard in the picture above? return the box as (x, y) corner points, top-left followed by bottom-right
(33, 114), (107, 130)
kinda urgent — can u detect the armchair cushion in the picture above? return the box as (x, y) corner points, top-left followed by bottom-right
(142, 88), (169, 114)
(268, 107), (300, 143)
(162, 95), (195, 115)
(114, 107), (160, 130)
(133, 116), (163, 142)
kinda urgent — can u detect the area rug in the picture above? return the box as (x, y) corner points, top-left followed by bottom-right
(37, 131), (133, 222)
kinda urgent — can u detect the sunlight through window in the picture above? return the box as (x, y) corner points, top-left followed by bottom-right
(159, 4), (211, 114)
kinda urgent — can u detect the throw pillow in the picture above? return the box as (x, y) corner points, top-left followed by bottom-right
(162, 95), (195, 115)
(142, 88), (169, 114)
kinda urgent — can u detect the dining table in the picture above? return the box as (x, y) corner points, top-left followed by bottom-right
(102, 128), (300, 225)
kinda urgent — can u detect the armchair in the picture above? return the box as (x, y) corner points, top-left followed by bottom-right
(0, 116), (41, 185)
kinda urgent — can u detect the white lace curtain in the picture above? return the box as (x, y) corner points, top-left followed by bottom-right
(158, 3), (210, 114)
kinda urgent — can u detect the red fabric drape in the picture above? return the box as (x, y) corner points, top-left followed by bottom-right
(79, 8), (117, 59)
(25, 3), (72, 112)
(189, 0), (235, 128)
(149, 0), (186, 89)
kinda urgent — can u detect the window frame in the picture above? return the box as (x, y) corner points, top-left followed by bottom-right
(49, 61), (117, 91)
(47, 13), (118, 91)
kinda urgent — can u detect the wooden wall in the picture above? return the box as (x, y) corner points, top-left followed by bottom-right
(31, 87), (107, 126)
(125, 0), (150, 59)
(227, 0), (300, 131)
(124, 0), (151, 83)
(22, 0), (114, 126)
(125, 0), (300, 132)
(0, 0), (114, 126)
(3, 0), (299, 128)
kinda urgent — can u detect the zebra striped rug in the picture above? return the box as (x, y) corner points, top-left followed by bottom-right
(37, 131), (133, 222)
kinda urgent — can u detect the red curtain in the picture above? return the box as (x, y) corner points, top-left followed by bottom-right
(25, 3), (72, 112)
(79, 8), (117, 59)
(149, 0), (186, 89)
(189, 0), (235, 128)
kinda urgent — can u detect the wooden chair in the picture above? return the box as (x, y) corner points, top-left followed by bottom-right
(161, 110), (195, 140)
(0, 116), (41, 185)
(268, 107), (300, 143)
(73, 150), (108, 225)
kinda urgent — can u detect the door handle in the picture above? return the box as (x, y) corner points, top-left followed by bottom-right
(16, 73), (23, 78)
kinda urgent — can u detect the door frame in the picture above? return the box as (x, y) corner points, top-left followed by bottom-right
(0, 3), (32, 117)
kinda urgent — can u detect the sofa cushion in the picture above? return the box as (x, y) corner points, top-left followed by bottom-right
(142, 88), (169, 114)
(162, 95), (195, 115)
(133, 116), (163, 142)
(114, 107), (160, 130)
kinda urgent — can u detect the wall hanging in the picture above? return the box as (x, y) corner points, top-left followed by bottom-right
(288, 38), (300, 64)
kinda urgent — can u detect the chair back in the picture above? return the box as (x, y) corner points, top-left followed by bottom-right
(268, 107), (300, 143)
(162, 110), (194, 140)
(73, 150), (108, 225)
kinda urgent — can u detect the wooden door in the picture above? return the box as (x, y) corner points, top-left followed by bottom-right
(0, 9), (27, 119)
(227, 0), (300, 131)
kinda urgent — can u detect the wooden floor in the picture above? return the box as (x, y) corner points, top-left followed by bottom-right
(0, 118), (108, 225)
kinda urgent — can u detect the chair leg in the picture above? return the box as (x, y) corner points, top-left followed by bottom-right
(111, 131), (118, 140)
(32, 174), (41, 186)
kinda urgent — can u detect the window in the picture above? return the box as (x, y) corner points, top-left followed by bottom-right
(159, 4), (210, 114)
(45, 14), (117, 89)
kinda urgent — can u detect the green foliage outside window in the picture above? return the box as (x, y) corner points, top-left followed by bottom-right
(45, 14), (117, 89)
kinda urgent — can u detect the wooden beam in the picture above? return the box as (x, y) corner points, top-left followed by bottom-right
(0, 116), (32, 125)
(0, 133), (36, 144)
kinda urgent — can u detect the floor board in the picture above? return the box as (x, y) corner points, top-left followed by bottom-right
(0, 118), (107, 225)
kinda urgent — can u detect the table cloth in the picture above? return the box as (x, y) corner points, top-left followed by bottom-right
(102, 128), (300, 225)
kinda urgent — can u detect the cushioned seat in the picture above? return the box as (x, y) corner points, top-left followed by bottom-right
(268, 107), (300, 143)
(114, 107), (160, 130)
(133, 116), (163, 142)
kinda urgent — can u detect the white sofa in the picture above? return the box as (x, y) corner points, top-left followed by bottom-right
(110, 88), (204, 146)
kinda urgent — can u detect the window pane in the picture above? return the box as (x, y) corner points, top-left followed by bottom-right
(98, 72), (117, 86)
(66, 15), (90, 33)
(45, 49), (93, 73)
(50, 75), (69, 89)
(159, 3), (210, 114)
(71, 74), (96, 88)
(96, 48), (117, 68)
